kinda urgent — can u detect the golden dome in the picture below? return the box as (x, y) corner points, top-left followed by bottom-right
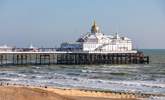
(91, 20), (100, 33)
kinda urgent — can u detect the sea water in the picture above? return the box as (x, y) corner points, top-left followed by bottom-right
(0, 49), (165, 95)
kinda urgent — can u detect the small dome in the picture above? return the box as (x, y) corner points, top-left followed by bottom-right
(91, 20), (100, 33)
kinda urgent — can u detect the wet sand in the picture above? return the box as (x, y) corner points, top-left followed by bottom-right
(44, 87), (138, 100)
(0, 83), (143, 100)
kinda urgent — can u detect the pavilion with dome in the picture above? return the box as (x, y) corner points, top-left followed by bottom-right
(61, 21), (136, 53)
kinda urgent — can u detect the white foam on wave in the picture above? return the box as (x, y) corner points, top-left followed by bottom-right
(12, 74), (165, 93)
(108, 80), (165, 88)
(1, 70), (165, 95)
(149, 96), (165, 100)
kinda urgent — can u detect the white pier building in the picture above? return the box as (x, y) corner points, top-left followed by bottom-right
(61, 21), (137, 53)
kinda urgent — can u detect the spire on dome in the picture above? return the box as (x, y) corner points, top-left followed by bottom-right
(93, 20), (96, 27)
(91, 20), (100, 33)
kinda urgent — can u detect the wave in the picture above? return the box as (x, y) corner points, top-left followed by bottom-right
(1, 71), (164, 95)
(0, 63), (165, 95)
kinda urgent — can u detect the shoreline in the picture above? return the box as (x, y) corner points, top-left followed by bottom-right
(0, 82), (165, 100)
(0, 82), (155, 100)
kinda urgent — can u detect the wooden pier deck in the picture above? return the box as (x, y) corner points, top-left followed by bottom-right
(0, 51), (149, 65)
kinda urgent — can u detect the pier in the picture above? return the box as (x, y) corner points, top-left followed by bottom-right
(0, 21), (150, 65)
(0, 49), (149, 65)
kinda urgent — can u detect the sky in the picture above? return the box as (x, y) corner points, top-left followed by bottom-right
(0, 0), (165, 49)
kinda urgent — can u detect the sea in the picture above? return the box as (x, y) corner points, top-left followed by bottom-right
(0, 49), (165, 96)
